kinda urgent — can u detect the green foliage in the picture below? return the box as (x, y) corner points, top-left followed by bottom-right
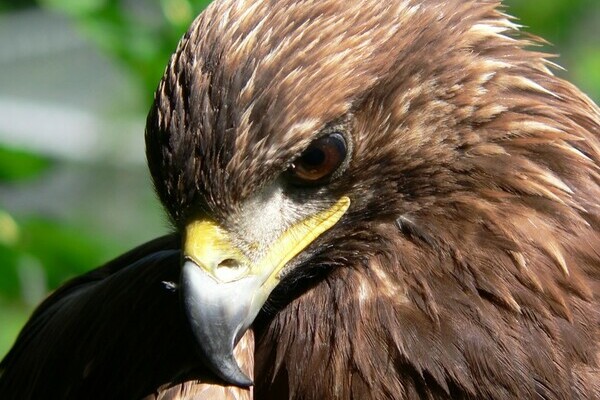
(0, 146), (52, 305)
(39, 0), (213, 106)
(506, 0), (586, 40)
(0, 148), (120, 355)
(17, 218), (112, 288)
(573, 47), (600, 100)
(0, 146), (51, 182)
(0, 303), (29, 356)
(0, 147), (116, 301)
(505, 0), (600, 102)
(0, 0), (36, 11)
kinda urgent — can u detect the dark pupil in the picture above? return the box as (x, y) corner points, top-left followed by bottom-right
(301, 146), (326, 168)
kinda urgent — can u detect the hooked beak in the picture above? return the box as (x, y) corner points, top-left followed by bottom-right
(180, 196), (350, 386)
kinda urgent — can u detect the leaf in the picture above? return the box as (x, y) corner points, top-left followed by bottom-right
(572, 48), (600, 102)
(0, 245), (21, 300)
(0, 145), (51, 183)
(0, 210), (19, 247)
(17, 218), (116, 290)
(505, 0), (583, 43)
(38, 0), (108, 16)
(39, 0), (214, 105)
(0, 302), (33, 359)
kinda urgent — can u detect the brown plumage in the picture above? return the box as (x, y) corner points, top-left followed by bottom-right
(2, 0), (599, 399)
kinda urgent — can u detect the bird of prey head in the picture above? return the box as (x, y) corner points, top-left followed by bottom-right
(144, 0), (600, 397)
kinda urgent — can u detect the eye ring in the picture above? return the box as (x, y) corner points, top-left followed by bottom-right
(285, 132), (348, 186)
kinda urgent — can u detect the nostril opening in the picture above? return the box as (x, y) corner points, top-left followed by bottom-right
(218, 258), (241, 269)
(214, 258), (248, 282)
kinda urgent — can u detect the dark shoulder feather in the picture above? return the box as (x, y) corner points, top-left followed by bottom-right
(0, 235), (204, 399)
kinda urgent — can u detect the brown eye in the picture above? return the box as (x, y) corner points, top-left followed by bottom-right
(286, 133), (348, 186)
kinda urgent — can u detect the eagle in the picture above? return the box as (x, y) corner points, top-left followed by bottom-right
(1, 0), (599, 398)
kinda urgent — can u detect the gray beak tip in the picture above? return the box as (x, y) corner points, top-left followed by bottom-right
(181, 261), (258, 388)
(212, 355), (254, 387)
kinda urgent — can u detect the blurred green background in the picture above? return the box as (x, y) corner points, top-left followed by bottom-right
(0, 0), (598, 358)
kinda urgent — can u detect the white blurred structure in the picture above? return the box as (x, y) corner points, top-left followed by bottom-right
(0, 9), (146, 164)
(0, 8), (165, 249)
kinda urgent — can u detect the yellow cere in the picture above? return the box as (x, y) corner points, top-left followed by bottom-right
(183, 196), (351, 285)
(184, 220), (249, 276)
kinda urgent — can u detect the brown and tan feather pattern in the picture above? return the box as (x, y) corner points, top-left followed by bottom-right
(148, 0), (600, 398)
(2, 0), (599, 399)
